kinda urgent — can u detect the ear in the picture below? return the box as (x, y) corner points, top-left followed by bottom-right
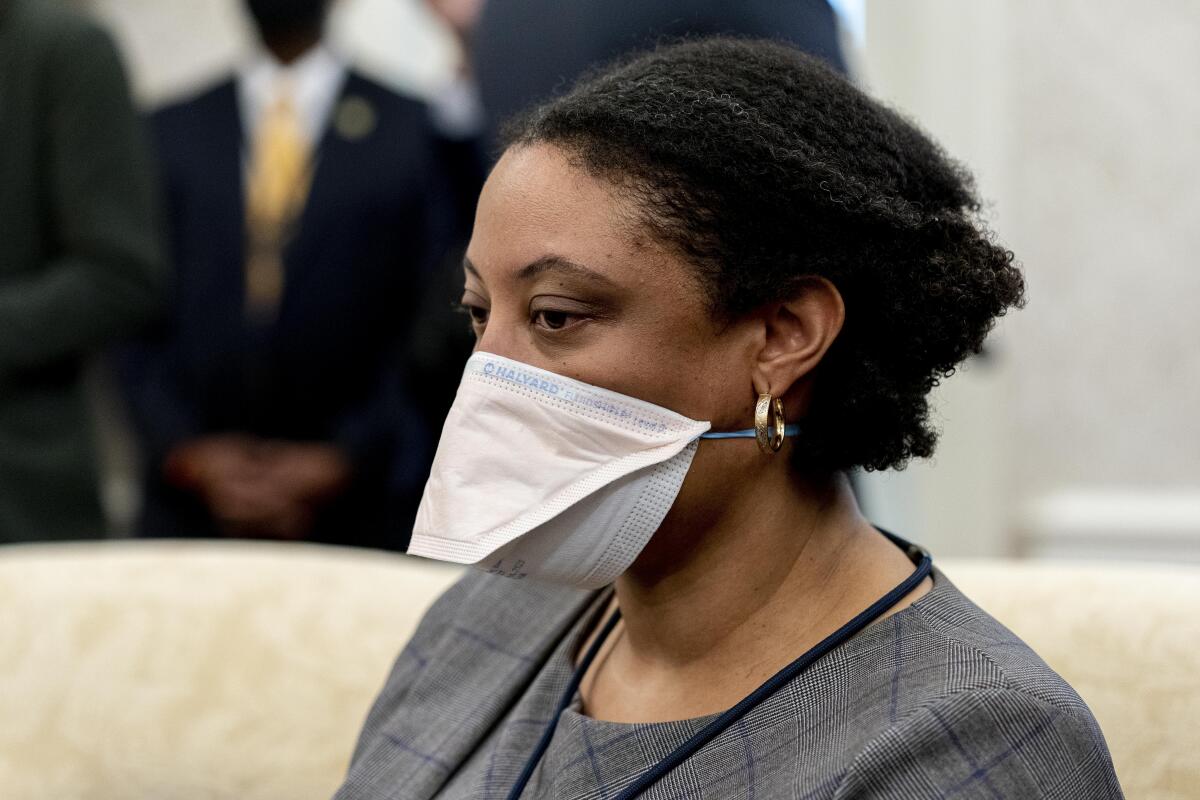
(751, 278), (845, 411)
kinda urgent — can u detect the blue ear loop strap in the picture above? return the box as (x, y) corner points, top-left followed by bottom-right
(698, 424), (802, 440)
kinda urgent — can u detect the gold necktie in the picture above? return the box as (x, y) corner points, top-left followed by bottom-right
(244, 85), (312, 319)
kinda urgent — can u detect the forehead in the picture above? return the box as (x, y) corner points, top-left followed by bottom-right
(466, 143), (670, 288)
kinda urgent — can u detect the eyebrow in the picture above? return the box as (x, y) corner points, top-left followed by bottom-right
(462, 255), (618, 288)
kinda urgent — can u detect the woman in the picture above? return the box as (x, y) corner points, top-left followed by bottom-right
(336, 39), (1122, 799)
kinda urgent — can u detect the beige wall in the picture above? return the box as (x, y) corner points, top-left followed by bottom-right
(860, 0), (1200, 561)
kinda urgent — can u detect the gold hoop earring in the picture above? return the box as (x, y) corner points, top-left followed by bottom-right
(754, 393), (786, 454)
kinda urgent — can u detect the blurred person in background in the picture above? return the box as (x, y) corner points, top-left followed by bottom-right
(425, 0), (846, 151)
(0, 0), (166, 544)
(119, 0), (465, 549)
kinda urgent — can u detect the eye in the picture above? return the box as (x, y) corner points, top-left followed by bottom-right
(456, 302), (489, 333)
(532, 309), (575, 331)
(528, 297), (599, 334)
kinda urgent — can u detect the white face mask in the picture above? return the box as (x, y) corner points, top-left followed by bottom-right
(408, 352), (794, 589)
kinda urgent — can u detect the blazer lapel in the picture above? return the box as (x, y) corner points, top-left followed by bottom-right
(214, 81), (247, 306)
(362, 580), (599, 799)
(282, 72), (375, 290)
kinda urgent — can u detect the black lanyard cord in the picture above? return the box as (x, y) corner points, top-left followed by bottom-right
(507, 543), (933, 800)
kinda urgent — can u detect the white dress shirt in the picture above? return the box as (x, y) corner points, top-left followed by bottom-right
(429, 74), (486, 140)
(236, 43), (348, 149)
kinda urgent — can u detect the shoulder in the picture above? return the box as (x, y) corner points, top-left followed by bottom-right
(399, 569), (594, 660)
(149, 79), (237, 163)
(348, 570), (594, 756)
(340, 70), (430, 127)
(335, 72), (457, 184)
(826, 573), (1122, 797)
(10, 0), (114, 53)
(906, 570), (1096, 714)
(836, 688), (1122, 798)
(151, 79), (236, 129)
(10, 1), (128, 89)
(821, 569), (1101, 722)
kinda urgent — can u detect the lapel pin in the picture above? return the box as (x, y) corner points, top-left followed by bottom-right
(334, 95), (376, 141)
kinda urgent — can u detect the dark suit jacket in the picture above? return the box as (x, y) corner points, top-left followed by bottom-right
(472, 0), (847, 148)
(0, 0), (166, 543)
(122, 70), (462, 549)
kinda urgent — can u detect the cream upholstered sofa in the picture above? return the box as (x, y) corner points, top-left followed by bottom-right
(0, 541), (1196, 800)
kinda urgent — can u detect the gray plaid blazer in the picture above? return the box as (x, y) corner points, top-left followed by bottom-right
(334, 568), (1122, 799)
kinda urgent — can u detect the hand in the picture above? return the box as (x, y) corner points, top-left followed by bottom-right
(165, 434), (260, 492)
(203, 471), (317, 540)
(165, 434), (300, 538)
(165, 437), (350, 539)
(253, 440), (352, 508)
(223, 441), (350, 538)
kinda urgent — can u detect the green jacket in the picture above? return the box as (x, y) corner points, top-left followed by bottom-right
(0, 0), (166, 542)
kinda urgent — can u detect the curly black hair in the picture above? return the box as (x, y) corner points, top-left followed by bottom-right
(503, 37), (1024, 473)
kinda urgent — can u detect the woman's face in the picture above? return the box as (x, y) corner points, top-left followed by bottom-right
(462, 143), (760, 432)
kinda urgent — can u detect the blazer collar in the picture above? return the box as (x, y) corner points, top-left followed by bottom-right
(358, 579), (601, 799)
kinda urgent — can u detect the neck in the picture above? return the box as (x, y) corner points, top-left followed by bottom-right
(261, 30), (322, 65)
(584, 444), (930, 723)
(615, 452), (873, 665)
